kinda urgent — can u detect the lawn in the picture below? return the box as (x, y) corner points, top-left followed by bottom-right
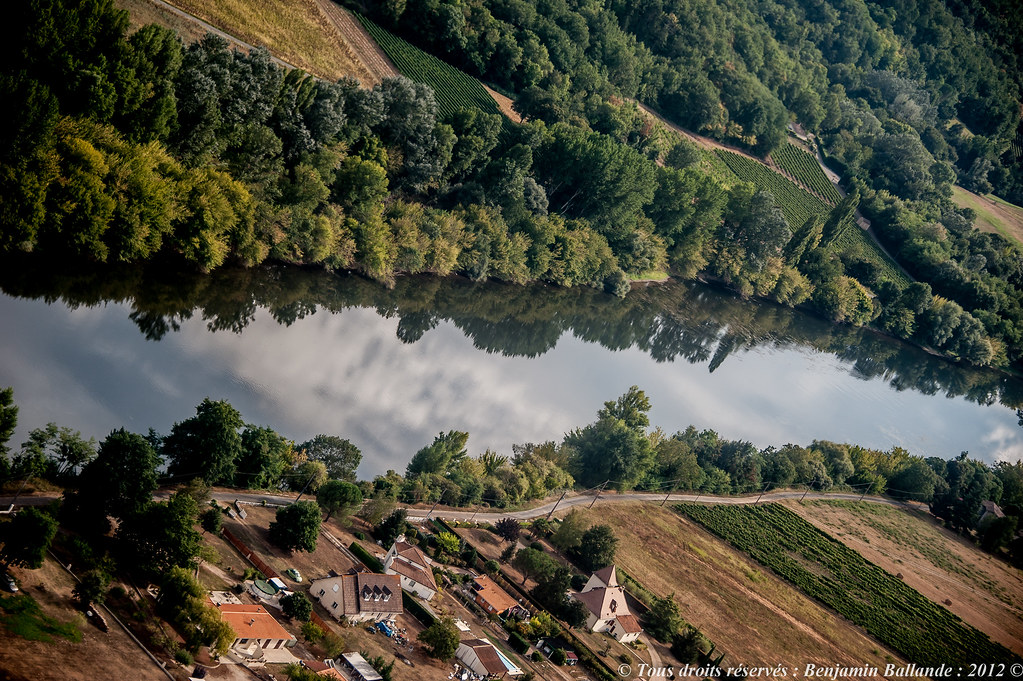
(952, 185), (1023, 249)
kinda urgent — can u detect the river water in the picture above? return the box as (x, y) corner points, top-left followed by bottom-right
(0, 263), (1020, 477)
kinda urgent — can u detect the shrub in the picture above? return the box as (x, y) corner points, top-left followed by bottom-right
(301, 621), (324, 642)
(551, 648), (567, 665)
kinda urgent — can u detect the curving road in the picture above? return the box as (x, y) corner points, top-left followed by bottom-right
(0, 487), (925, 518)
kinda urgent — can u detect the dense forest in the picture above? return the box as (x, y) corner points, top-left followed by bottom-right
(1, 0), (1022, 370)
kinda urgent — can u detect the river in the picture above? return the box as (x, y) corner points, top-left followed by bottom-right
(0, 262), (1020, 477)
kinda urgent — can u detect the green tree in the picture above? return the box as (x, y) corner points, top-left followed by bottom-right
(888, 458), (943, 503)
(236, 426), (291, 489)
(375, 509), (411, 546)
(281, 592), (313, 621)
(269, 501), (322, 552)
(645, 594), (684, 642)
(116, 491), (202, 579)
(513, 547), (555, 584)
(435, 531), (460, 556)
(300, 435), (362, 481)
(551, 509), (586, 552)
(406, 431), (468, 477)
(931, 453), (1002, 533)
(201, 507), (223, 535)
(164, 398), (243, 485)
(418, 616), (460, 660)
(70, 428), (160, 531)
(820, 190), (859, 248)
(576, 525), (618, 572)
(19, 423), (97, 480)
(73, 567), (112, 607)
(0, 387), (17, 458)
(316, 480), (363, 521)
(0, 506), (58, 569)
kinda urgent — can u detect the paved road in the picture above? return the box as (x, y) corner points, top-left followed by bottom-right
(0, 488), (924, 517)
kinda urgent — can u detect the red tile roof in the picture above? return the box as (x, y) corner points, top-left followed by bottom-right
(217, 604), (295, 642)
(472, 575), (519, 614)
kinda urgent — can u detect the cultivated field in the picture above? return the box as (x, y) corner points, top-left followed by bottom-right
(784, 499), (1023, 655)
(564, 503), (905, 670)
(677, 503), (1016, 666)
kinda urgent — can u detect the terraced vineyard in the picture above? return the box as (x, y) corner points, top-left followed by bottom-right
(717, 149), (910, 285)
(717, 150), (829, 228)
(772, 144), (843, 204)
(675, 503), (1017, 666)
(355, 14), (500, 118)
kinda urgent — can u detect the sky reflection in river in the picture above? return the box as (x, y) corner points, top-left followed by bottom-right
(1, 292), (1020, 478)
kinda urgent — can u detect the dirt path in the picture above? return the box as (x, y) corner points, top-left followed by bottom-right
(314, 0), (397, 85)
(484, 85), (522, 123)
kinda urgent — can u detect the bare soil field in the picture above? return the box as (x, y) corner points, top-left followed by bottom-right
(0, 560), (170, 681)
(784, 499), (1023, 655)
(565, 503), (905, 671)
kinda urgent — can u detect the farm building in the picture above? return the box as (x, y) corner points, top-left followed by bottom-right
(572, 565), (642, 643)
(383, 536), (438, 600)
(310, 572), (403, 624)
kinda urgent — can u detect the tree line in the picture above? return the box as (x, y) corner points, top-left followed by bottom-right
(4, 384), (1019, 569)
(3, 0), (1022, 369)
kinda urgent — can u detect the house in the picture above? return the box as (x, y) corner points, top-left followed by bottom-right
(571, 565), (642, 643)
(337, 652), (385, 681)
(469, 575), (524, 618)
(309, 572), (403, 624)
(456, 638), (523, 678)
(383, 536), (438, 600)
(216, 603), (297, 654)
(979, 500), (1006, 526)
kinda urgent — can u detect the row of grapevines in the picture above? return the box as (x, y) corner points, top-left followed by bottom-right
(355, 14), (500, 119)
(716, 150), (829, 228)
(771, 144), (843, 204)
(675, 503), (1018, 666)
(716, 150), (910, 285)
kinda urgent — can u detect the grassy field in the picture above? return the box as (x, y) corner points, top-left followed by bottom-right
(784, 499), (1023, 655)
(565, 503), (903, 669)
(0, 560), (168, 681)
(158, 0), (371, 82)
(676, 503), (1018, 666)
(952, 186), (1023, 249)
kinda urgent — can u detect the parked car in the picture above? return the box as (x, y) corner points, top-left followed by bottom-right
(2, 574), (18, 593)
(285, 568), (302, 582)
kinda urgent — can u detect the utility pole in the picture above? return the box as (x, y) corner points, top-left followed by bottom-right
(588, 481), (609, 509)
(858, 484), (868, 502)
(469, 504), (482, 523)
(755, 482), (770, 504)
(425, 499), (440, 520)
(800, 484), (810, 502)
(661, 478), (681, 507)
(546, 490), (568, 520)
